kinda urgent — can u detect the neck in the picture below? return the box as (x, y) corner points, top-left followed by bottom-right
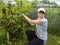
(38, 17), (44, 19)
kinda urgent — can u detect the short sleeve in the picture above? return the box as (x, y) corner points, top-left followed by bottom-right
(41, 19), (48, 27)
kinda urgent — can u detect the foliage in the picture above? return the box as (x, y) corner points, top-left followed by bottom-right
(0, 0), (37, 45)
(0, 0), (60, 45)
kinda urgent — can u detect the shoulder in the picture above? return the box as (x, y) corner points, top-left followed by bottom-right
(44, 18), (48, 22)
(41, 18), (48, 22)
(42, 18), (48, 26)
(41, 18), (48, 26)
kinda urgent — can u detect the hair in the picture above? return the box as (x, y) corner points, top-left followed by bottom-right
(39, 11), (45, 14)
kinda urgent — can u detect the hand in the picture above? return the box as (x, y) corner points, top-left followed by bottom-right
(22, 14), (25, 16)
(36, 32), (40, 37)
(22, 14), (26, 18)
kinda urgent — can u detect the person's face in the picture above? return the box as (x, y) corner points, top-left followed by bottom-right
(38, 12), (44, 18)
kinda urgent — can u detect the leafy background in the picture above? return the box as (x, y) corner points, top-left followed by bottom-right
(0, 0), (60, 45)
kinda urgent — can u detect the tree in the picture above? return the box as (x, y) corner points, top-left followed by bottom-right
(0, 0), (34, 45)
(42, 0), (57, 5)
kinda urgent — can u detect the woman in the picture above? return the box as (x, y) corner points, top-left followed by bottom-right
(22, 8), (48, 45)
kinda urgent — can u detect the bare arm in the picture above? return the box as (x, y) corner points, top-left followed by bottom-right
(22, 14), (43, 25)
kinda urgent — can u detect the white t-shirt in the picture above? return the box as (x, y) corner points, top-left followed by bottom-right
(36, 18), (48, 41)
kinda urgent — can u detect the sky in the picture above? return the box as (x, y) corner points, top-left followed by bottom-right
(30, 0), (60, 5)
(3, 0), (60, 5)
(50, 0), (60, 2)
(30, 0), (60, 2)
(50, 0), (60, 5)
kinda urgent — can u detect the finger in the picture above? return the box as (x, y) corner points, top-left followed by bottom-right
(22, 14), (24, 15)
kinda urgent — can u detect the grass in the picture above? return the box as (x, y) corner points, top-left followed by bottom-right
(0, 26), (60, 45)
(46, 33), (60, 45)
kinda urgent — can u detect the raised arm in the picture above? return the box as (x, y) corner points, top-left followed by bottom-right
(22, 14), (43, 25)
